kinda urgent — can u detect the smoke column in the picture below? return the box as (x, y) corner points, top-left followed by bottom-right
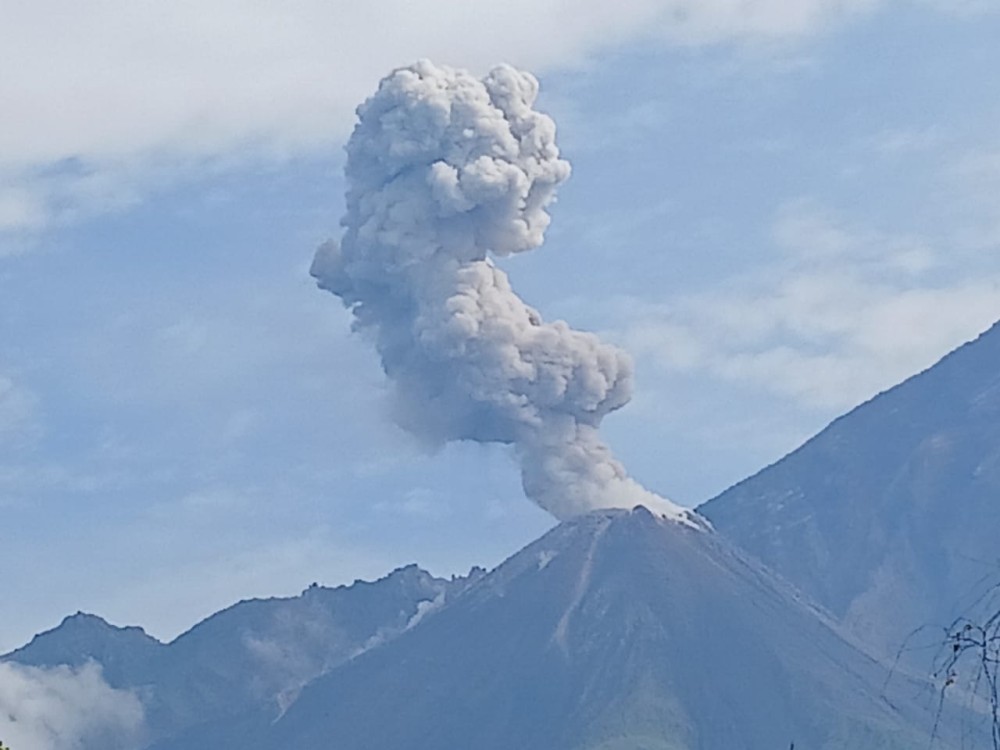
(312, 60), (688, 522)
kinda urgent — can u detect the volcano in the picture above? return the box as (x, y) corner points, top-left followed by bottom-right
(228, 508), (970, 750)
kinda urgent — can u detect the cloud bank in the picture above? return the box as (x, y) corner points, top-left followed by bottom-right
(619, 202), (1000, 411)
(1, 0), (937, 237)
(0, 662), (143, 750)
(312, 61), (686, 521)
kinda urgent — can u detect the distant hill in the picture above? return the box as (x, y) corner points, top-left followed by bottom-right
(5, 564), (476, 747)
(701, 320), (1000, 659)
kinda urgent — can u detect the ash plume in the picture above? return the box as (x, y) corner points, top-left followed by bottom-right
(312, 60), (687, 522)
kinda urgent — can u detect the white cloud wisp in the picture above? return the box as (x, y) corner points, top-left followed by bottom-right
(0, 662), (144, 750)
(620, 203), (1000, 411)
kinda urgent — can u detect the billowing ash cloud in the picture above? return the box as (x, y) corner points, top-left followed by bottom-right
(312, 60), (687, 522)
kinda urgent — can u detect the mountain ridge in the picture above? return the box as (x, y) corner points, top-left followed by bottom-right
(4, 564), (476, 748)
(243, 507), (968, 750)
(700, 319), (1000, 657)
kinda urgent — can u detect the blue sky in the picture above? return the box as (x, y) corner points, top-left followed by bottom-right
(2, 0), (1000, 652)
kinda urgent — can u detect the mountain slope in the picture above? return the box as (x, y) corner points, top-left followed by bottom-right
(231, 508), (966, 750)
(700, 320), (1000, 656)
(4, 565), (469, 748)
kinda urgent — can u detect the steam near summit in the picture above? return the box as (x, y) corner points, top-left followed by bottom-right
(312, 60), (687, 522)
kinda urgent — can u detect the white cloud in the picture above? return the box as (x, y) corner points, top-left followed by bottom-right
(0, 662), (144, 750)
(4, 0), (990, 241)
(0, 0), (900, 238)
(617, 203), (1000, 410)
(0, 188), (46, 234)
(0, 166), (145, 237)
(772, 201), (938, 273)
